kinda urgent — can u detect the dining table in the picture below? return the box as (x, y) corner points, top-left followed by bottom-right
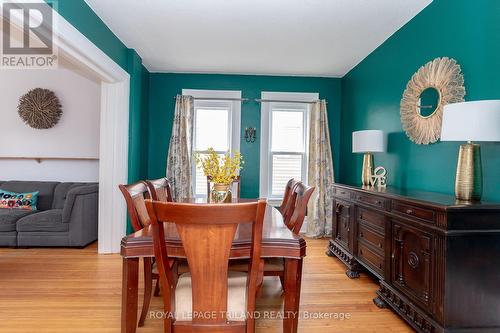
(120, 198), (307, 333)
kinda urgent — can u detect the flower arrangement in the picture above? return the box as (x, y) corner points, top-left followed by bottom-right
(195, 148), (244, 185)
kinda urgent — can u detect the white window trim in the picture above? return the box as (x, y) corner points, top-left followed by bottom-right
(183, 89), (241, 198)
(259, 92), (319, 203)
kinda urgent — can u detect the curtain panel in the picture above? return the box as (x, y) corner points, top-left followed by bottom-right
(166, 95), (194, 200)
(306, 100), (335, 238)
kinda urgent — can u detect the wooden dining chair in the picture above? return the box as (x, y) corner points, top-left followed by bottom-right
(146, 177), (174, 202)
(285, 182), (315, 234)
(146, 177), (189, 296)
(207, 176), (241, 199)
(118, 181), (159, 327)
(145, 200), (266, 333)
(279, 179), (300, 224)
(230, 182), (314, 291)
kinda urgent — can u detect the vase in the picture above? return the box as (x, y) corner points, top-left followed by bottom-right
(210, 183), (232, 203)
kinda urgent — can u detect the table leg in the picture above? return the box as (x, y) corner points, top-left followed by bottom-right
(283, 258), (303, 333)
(121, 257), (139, 333)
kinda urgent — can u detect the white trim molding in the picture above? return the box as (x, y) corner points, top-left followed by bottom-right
(183, 89), (242, 198)
(259, 91), (318, 200)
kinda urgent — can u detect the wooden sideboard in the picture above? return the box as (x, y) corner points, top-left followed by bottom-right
(327, 183), (500, 333)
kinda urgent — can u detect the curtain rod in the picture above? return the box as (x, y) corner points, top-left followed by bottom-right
(175, 96), (249, 102)
(255, 99), (326, 105)
(175, 95), (326, 104)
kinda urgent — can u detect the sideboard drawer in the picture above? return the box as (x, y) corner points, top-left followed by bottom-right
(354, 192), (389, 210)
(358, 223), (385, 253)
(357, 207), (386, 232)
(392, 201), (435, 224)
(358, 242), (384, 277)
(334, 187), (352, 201)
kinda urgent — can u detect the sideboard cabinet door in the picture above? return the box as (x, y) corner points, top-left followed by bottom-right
(333, 199), (353, 252)
(391, 220), (434, 312)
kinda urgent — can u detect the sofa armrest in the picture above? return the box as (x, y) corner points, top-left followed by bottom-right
(62, 184), (99, 223)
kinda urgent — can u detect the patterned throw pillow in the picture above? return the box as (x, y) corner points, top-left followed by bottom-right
(0, 189), (39, 211)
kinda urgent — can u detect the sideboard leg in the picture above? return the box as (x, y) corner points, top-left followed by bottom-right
(373, 296), (387, 309)
(346, 269), (360, 279)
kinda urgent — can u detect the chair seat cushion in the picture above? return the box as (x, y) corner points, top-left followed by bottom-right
(152, 259), (189, 275)
(229, 257), (284, 272)
(175, 271), (247, 322)
(16, 209), (68, 232)
(0, 209), (35, 232)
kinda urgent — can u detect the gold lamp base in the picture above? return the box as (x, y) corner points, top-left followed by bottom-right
(455, 143), (482, 201)
(361, 153), (374, 186)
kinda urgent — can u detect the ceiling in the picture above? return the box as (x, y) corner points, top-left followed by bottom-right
(84, 0), (431, 77)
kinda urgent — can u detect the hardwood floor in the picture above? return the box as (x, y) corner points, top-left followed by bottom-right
(0, 238), (412, 333)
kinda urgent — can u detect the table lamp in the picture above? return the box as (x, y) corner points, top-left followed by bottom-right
(441, 100), (500, 201)
(352, 130), (386, 186)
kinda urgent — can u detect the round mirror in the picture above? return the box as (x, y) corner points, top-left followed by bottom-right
(400, 57), (465, 145)
(418, 87), (440, 118)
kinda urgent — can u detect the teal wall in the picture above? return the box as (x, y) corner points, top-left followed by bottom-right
(51, 0), (150, 185)
(340, 0), (500, 201)
(148, 73), (341, 198)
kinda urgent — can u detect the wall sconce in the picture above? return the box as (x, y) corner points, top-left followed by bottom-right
(245, 127), (257, 143)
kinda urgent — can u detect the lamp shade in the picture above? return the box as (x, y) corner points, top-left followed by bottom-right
(441, 100), (500, 142)
(352, 130), (386, 153)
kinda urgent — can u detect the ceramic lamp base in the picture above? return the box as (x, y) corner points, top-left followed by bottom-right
(362, 153), (374, 186)
(455, 143), (482, 201)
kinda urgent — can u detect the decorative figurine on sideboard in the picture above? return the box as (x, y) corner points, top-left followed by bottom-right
(370, 166), (387, 188)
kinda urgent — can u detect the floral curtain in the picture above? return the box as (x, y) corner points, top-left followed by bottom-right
(306, 100), (335, 238)
(166, 95), (194, 200)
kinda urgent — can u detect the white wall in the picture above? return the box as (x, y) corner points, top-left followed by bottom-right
(0, 67), (101, 182)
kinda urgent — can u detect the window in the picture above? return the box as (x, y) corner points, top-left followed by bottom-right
(259, 92), (319, 201)
(183, 89), (241, 198)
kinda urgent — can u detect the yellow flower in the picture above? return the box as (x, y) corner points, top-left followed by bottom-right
(195, 148), (244, 185)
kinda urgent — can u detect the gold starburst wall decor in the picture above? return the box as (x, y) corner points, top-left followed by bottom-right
(400, 57), (465, 145)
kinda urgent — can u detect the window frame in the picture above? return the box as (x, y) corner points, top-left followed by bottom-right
(183, 89), (241, 198)
(259, 91), (319, 202)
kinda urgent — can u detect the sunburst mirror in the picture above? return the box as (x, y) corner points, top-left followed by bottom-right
(400, 57), (465, 145)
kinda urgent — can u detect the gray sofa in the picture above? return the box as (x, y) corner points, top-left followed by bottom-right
(0, 181), (98, 247)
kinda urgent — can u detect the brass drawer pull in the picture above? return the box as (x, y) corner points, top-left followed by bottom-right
(406, 209), (414, 215)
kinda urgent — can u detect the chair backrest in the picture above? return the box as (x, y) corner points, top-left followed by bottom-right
(286, 183), (315, 234)
(118, 181), (152, 232)
(207, 176), (241, 199)
(280, 179), (300, 223)
(145, 200), (266, 329)
(146, 177), (174, 202)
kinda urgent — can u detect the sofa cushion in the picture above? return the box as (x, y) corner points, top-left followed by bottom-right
(0, 209), (36, 232)
(0, 189), (39, 210)
(52, 183), (85, 209)
(0, 181), (58, 211)
(16, 209), (68, 232)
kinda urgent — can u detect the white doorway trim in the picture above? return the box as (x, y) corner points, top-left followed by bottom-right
(3, 1), (131, 253)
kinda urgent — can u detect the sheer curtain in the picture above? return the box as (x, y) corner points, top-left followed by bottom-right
(306, 100), (335, 238)
(166, 95), (194, 200)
